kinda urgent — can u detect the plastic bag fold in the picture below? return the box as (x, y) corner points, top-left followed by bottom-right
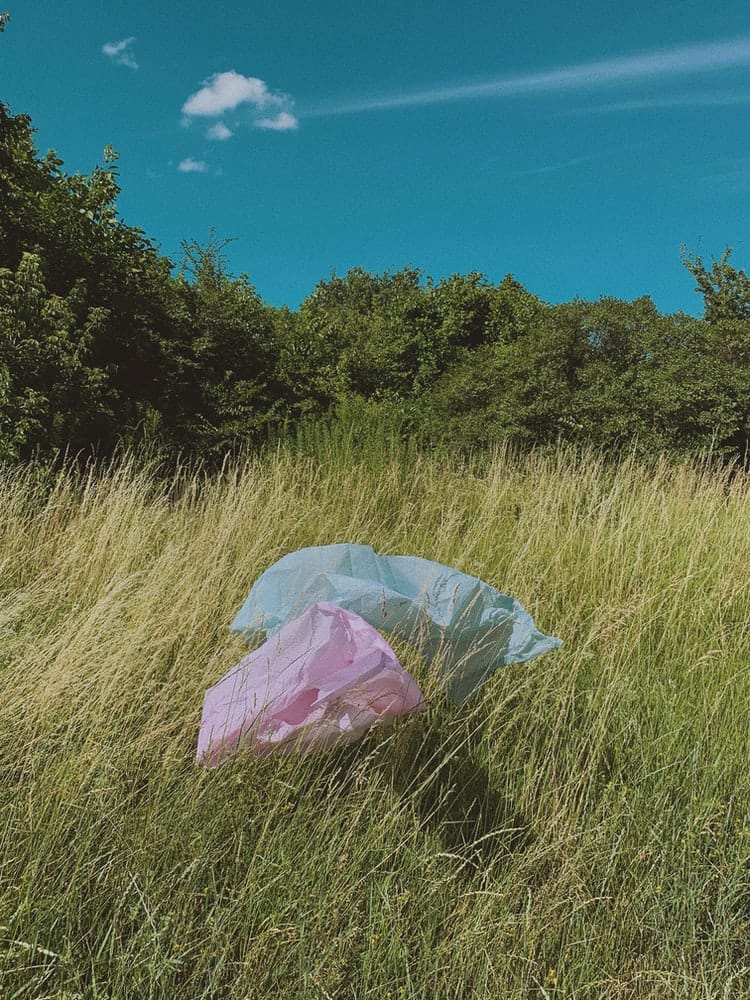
(231, 543), (561, 704)
(197, 601), (425, 766)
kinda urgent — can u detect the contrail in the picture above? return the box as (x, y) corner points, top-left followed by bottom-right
(303, 37), (750, 118)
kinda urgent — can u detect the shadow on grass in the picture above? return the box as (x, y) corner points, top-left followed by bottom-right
(328, 710), (534, 874)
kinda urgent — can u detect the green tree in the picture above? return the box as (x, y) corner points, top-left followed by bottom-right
(295, 267), (432, 400)
(683, 248), (750, 458)
(0, 98), (183, 456)
(170, 235), (284, 457)
(682, 247), (750, 324)
(0, 252), (109, 460)
(575, 297), (735, 454)
(421, 300), (589, 449)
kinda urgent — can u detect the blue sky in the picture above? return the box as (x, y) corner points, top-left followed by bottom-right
(1, 1), (749, 313)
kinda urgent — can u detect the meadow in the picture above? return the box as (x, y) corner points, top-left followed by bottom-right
(1, 440), (749, 999)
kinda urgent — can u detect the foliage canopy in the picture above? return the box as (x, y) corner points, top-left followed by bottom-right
(1, 88), (749, 465)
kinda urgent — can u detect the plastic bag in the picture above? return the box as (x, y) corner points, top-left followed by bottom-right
(197, 601), (425, 766)
(231, 543), (561, 704)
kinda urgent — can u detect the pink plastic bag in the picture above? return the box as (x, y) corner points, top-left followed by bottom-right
(197, 602), (425, 766)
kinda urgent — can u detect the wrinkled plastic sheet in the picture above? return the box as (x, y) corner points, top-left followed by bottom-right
(231, 544), (561, 704)
(198, 601), (425, 766)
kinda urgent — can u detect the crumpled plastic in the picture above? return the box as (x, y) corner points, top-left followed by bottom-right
(231, 543), (561, 704)
(197, 601), (426, 766)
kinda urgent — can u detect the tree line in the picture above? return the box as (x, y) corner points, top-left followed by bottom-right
(1, 94), (749, 466)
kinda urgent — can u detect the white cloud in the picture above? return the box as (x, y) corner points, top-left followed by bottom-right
(182, 70), (297, 133)
(306, 35), (750, 117)
(206, 121), (234, 141)
(178, 157), (209, 173)
(102, 37), (138, 71)
(183, 71), (287, 116)
(255, 111), (298, 131)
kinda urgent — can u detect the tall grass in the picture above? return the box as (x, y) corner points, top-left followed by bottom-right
(1, 442), (749, 998)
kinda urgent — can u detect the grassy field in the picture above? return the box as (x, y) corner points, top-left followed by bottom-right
(1, 442), (749, 998)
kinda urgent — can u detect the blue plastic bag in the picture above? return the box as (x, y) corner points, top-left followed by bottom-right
(231, 544), (561, 703)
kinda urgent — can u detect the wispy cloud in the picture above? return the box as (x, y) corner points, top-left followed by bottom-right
(182, 71), (298, 131)
(514, 152), (613, 177)
(256, 111), (298, 131)
(178, 157), (209, 173)
(102, 37), (138, 71)
(572, 92), (750, 114)
(206, 121), (233, 141)
(507, 142), (649, 178)
(304, 36), (750, 117)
